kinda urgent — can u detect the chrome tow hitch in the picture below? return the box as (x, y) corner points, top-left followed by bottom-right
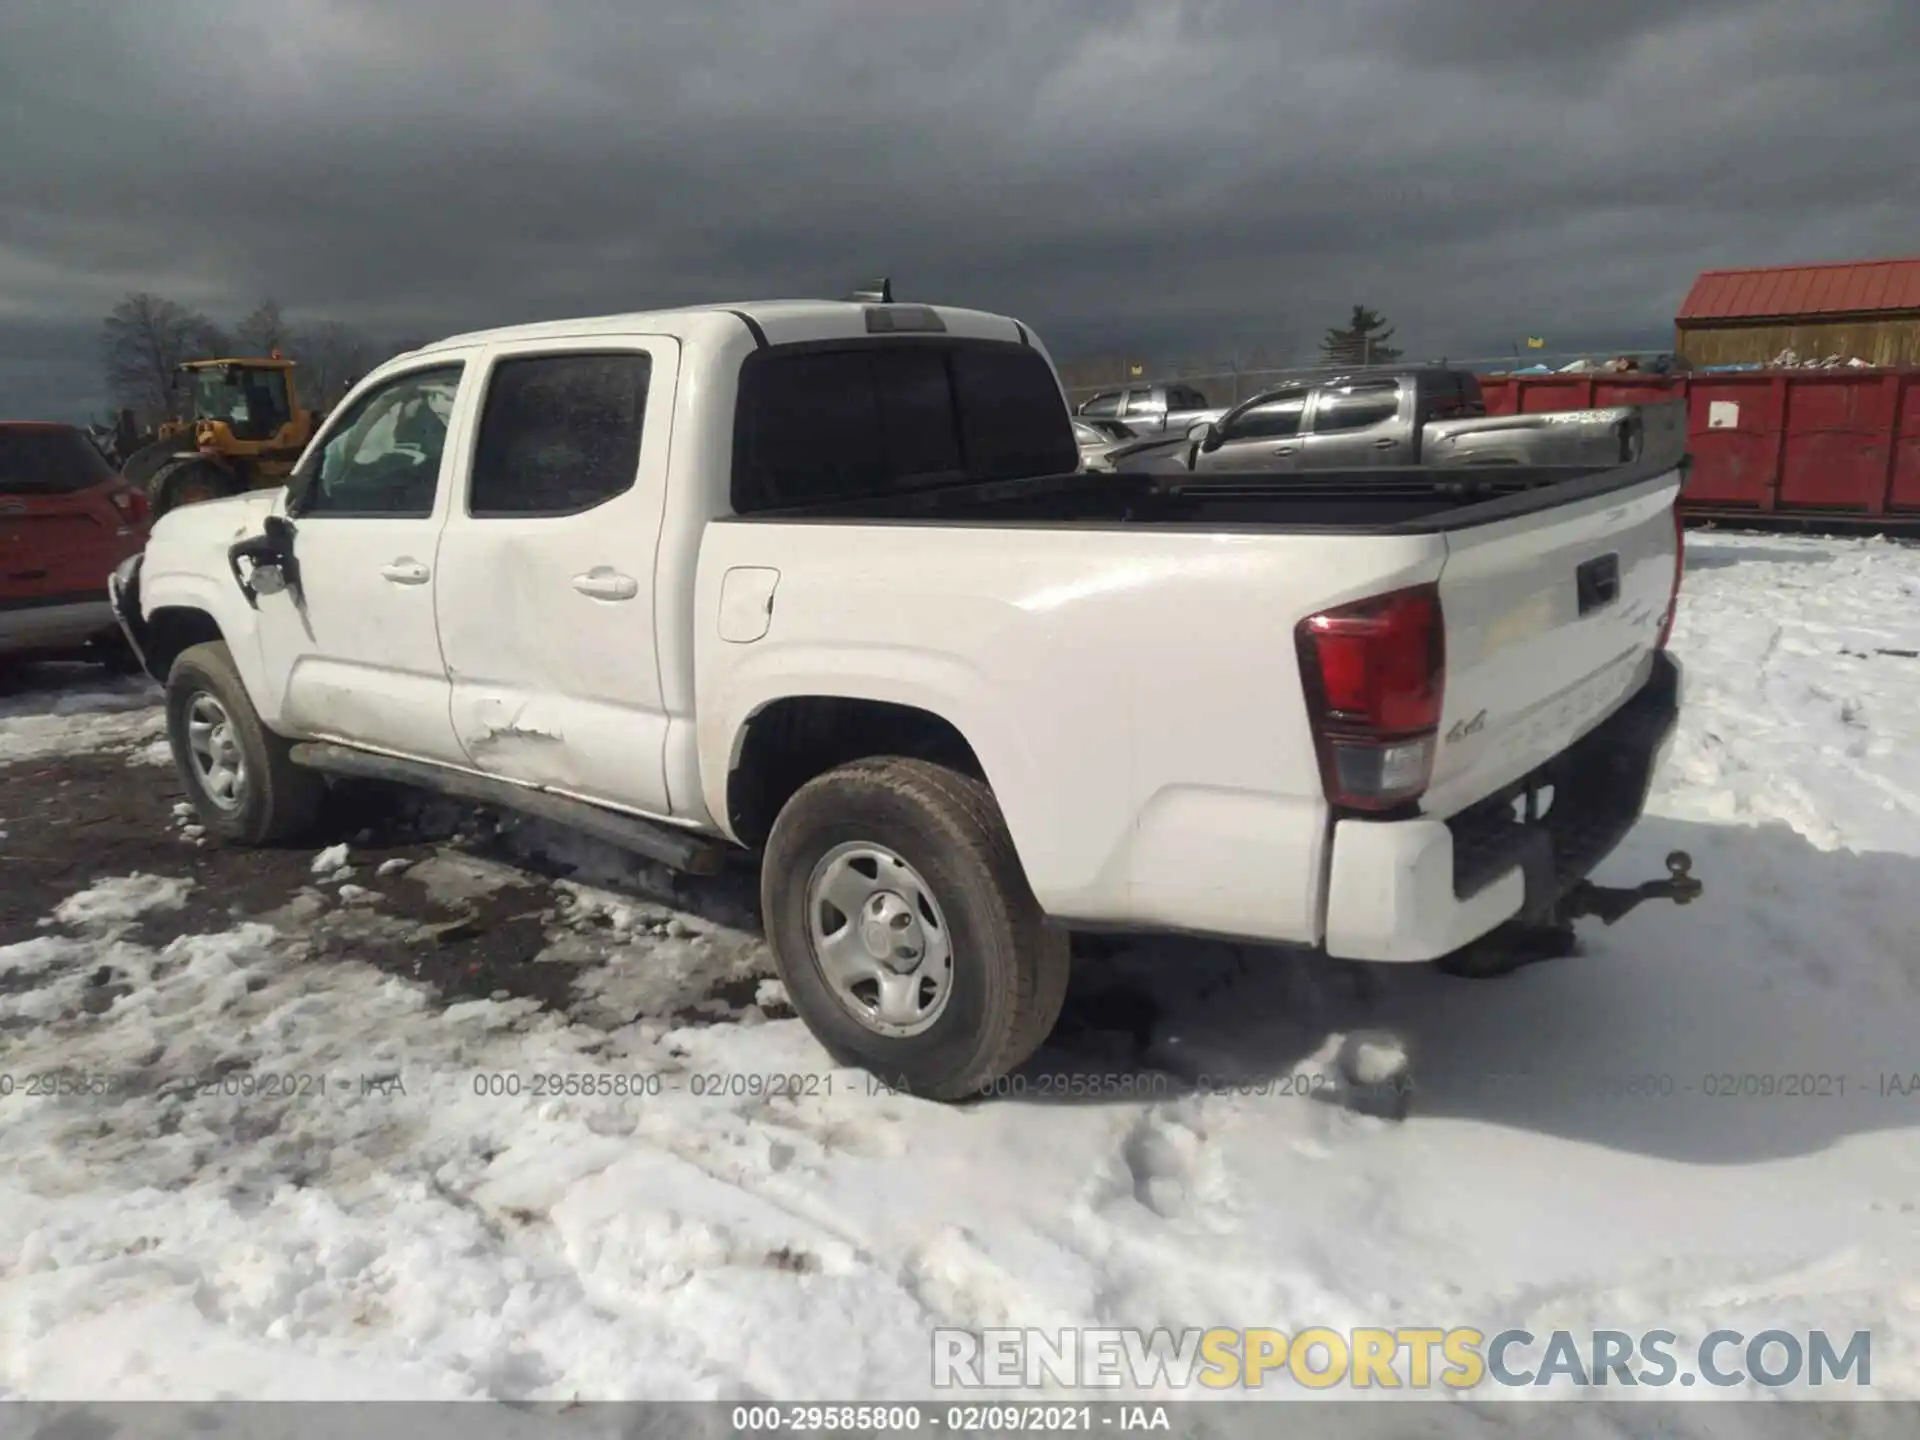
(1562, 851), (1703, 926)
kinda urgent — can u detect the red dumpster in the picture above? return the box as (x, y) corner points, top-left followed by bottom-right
(1476, 368), (1920, 522)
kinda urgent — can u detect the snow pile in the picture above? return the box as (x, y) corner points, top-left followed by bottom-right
(50, 873), (192, 930)
(0, 664), (169, 767)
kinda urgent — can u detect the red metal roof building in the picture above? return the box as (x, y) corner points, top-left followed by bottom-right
(1675, 257), (1920, 368)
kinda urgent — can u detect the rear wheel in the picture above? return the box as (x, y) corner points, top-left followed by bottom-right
(760, 757), (1071, 1101)
(120, 436), (189, 492)
(165, 641), (324, 845)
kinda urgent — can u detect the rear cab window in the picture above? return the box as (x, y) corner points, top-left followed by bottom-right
(1416, 371), (1487, 423)
(730, 339), (1076, 512)
(0, 426), (117, 495)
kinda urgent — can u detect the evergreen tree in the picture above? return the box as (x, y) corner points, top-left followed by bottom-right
(1320, 305), (1402, 367)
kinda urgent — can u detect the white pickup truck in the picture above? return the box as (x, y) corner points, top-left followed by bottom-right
(110, 297), (1698, 1099)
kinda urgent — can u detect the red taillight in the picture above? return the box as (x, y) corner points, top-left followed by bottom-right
(1655, 504), (1684, 651)
(108, 486), (150, 527)
(1296, 584), (1445, 812)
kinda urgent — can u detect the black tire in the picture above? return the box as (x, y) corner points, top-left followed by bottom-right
(120, 436), (190, 492)
(761, 757), (1071, 1102)
(166, 640), (324, 845)
(153, 459), (241, 518)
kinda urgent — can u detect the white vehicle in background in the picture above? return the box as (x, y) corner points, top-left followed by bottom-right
(111, 293), (1701, 1100)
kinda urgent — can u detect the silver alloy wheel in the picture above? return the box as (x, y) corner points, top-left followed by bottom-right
(185, 691), (248, 811)
(805, 841), (956, 1037)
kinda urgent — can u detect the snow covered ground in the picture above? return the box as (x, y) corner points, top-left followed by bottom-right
(1, 532), (1917, 1423)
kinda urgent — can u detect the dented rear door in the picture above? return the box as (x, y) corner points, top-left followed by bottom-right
(433, 334), (680, 817)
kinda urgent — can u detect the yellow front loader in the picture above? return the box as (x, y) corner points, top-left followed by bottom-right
(121, 355), (321, 518)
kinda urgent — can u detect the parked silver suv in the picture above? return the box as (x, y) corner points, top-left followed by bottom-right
(1076, 382), (1221, 437)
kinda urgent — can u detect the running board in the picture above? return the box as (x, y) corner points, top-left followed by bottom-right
(288, 742), (728, 877)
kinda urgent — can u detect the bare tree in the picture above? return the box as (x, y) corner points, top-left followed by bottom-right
(236, 299), (292, 356)
(293, 321), (374, 409)
(101, 292), (220, 425)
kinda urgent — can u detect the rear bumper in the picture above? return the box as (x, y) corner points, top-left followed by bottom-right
(0, 593), (120, 654)
(1323, 652), (1682, 962)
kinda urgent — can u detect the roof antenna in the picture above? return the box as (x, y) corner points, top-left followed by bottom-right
(848, 277), (893, 303)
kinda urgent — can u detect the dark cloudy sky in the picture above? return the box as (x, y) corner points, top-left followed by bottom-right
(3, 0), (1917, 421)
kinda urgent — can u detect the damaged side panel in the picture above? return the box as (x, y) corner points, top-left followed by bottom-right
(432, 332), (682, 819)
(438, 540), (675, 815)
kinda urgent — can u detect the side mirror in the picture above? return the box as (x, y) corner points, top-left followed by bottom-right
(1198, 422), (1225, 453)
(227, 514), (301, 610)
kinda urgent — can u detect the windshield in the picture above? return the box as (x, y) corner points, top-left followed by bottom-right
(0, 425), (118, 495)
(189, 367), (293, 440)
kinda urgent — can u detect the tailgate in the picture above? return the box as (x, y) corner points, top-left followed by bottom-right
(1421, 468), (1680, 816)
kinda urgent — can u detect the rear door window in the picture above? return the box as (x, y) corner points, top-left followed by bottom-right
(469, 352), (654, 517)
(1311, 381), (1401, 433)
(732, 340), (1075, 511)
(0, 427), (117, 494)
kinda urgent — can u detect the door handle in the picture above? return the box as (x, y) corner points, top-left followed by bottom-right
(1372, 437), (1398, 449)
(379, 558), (430, 585)
(1273, 445), (1299, 455)
(571, 567), (639, 601)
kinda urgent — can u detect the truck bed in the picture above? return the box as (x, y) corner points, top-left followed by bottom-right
(740, 449), (1685, 535)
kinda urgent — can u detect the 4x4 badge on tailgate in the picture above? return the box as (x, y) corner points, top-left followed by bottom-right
(1447, 710), (1487, 742)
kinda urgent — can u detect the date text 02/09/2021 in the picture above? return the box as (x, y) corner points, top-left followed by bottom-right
(727, 1402), (1169, 1432)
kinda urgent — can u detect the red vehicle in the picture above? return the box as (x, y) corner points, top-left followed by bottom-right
(0, 422), (152, 666)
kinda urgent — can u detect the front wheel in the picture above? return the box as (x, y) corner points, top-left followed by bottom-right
(165, 641), (324, 845)
(760, 757), (1071, 1101)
